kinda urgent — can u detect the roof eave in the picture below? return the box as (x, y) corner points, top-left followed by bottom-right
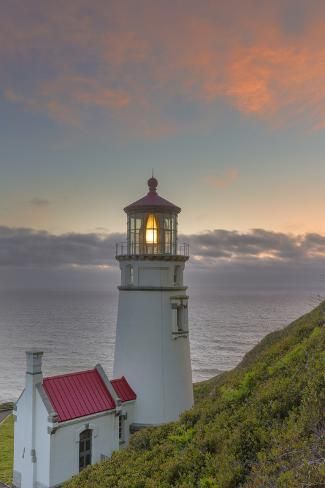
(124, 204), (181, 214)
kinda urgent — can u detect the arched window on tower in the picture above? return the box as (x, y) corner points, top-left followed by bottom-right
(171, 297), (188, 337)
(173, 265), (182, 286)
(79, 429), (92, 471)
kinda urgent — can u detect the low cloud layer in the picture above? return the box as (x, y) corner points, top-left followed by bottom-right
(0, 227), (324, 268)
(186, 229), (325, 264)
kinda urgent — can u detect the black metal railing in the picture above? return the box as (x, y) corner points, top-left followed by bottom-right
(115, 242), (190, 257)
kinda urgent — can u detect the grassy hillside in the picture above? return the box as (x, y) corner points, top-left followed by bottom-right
(0, 415), (14, 485)
(66, 301), (325, 488)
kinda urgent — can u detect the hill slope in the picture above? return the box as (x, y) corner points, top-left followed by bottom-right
(0, 415), (14, 486)
(66, 301), (325, 488)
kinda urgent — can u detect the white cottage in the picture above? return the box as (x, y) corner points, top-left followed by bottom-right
(13, 351), (136, 488)
(13, 177), (193, 487)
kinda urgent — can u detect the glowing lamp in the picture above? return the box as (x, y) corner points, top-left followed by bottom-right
(145, 214), (158, 244)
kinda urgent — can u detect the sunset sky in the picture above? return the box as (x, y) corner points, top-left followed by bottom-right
(1, 0), (325, 268)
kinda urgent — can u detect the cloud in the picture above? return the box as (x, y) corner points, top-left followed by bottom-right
(0, 227), (122, 267)
(184, 229), (325, 264)
(1, 1), (325, 131)
(29, 198), (51, 207)
(0, 226), (324, 268)
(204, 169), (238, 189)
(4, 88), (81, 126)
(4, 76), (129, 125)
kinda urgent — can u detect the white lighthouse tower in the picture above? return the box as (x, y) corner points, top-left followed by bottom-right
(113, 176), (193, 426)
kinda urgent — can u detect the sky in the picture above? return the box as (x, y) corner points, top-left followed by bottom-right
(1, 0), (325, 269)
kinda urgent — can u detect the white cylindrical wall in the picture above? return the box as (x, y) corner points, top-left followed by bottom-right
(113, 259), (193, 425)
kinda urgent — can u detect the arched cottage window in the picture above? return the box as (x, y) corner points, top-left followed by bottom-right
(79, 429), (92, 471)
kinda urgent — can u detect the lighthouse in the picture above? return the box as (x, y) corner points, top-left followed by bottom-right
(113, 177), (193, 426)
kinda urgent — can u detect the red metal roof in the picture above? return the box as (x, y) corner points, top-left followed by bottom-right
(111, 376), (137, 402)
(124, 178), (181, 213)
(43, 369), (116, 422)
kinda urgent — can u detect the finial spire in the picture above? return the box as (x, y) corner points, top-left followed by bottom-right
(147, 174), (158, 193)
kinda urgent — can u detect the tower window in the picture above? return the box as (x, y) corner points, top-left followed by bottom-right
(173, 266), (181, 285)
(176, 306), (182, 331)
(171, 298), (188, 336)
(127, 265), (134, 285)
(79, 429), (92, 471)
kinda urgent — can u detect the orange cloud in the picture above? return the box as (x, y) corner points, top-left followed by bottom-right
(4, 88), (81, 126)
(1, 1), (325, 131)
(204, 169), (239, 189)
(4, 75), (129, 125)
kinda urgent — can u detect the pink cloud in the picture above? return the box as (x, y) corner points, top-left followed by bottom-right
(1, 1), (325, 131)
(204, 169), (239, 189)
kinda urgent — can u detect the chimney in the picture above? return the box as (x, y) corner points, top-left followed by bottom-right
(26, 350), (43, 376)
(22, 351), (44, 487)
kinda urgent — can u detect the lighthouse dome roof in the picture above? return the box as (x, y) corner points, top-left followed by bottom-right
(124, 177), (181, 213)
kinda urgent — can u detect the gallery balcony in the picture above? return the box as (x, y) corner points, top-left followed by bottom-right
(115, 242), (190, 261)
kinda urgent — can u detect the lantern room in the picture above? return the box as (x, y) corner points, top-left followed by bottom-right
(122, 177), (182, 256)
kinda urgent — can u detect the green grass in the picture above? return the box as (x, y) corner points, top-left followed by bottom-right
(0, 414), (14, 485)
(65, 300), (325, 488)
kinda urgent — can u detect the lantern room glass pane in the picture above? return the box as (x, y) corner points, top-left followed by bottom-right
(127, 212), (178, 255)
(164, 217), (172, 254)
(129, 216), (144, 254)
(146, 214), (158, 244)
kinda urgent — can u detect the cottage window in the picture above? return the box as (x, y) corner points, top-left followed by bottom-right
(79, 429), (92, 471)
(119, 415), (124, 443)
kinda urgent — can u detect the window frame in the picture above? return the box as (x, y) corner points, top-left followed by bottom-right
(79, 429), (92, 472)
(127, 212), (178, 255)
(171, 297), (189, 337)
(118, 414), (125, 444)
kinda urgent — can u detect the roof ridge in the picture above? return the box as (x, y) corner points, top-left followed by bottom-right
(43, 368), (96, 382)
(111, 376), (125, 383)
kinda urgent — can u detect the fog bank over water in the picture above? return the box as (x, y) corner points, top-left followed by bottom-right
(0, 260), (324, 295)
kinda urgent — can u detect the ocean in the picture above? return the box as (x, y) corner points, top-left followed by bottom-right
(0, 265), (323, 404)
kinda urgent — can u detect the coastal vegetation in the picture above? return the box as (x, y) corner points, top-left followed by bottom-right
(0, 414), (14, 485)
(66, 301), (325, 488)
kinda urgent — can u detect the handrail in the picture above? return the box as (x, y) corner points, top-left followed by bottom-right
(115, 242), (190, 257)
